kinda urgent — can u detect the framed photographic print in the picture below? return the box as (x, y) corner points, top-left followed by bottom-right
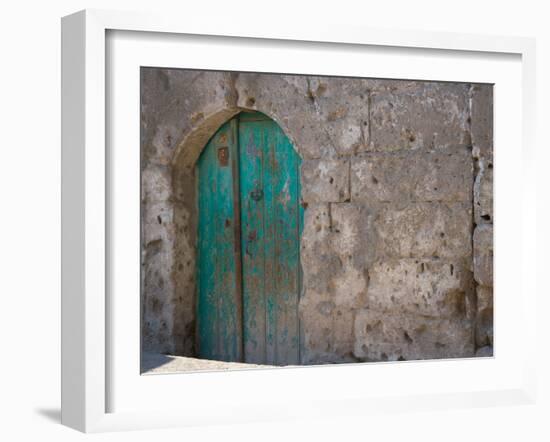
(61, 9), (537, 432)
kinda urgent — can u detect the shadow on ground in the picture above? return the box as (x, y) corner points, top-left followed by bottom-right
(35, 408), (61, 423)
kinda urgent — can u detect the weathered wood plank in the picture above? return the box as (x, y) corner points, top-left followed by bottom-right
(239, 113), (302, 365)
(197, 121), (241, 362)
(197, 128), (218, 359)
(239, 117), (268, 363)
(262, 120), (277, 364)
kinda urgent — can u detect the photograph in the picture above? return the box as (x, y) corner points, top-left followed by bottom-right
(140, 69), (494, 373)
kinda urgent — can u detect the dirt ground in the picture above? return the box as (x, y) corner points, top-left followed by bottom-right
(141, 352), (275, 374)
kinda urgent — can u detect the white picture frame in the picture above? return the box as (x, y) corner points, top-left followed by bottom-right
(61, 9), (537, 433)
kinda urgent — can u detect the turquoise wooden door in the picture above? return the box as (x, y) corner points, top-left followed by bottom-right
(197, 112), (303, 365)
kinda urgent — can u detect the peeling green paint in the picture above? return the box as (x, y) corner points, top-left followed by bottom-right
(197, 112), (303, 365)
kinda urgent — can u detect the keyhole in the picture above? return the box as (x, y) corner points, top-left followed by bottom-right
(250, 189), (263, 201)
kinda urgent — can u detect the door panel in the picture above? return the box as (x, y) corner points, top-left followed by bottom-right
(238, 117), (268, 363)
(239, 114), (302, 365)
(197, 112), (302, 365)
(197, 119), (242, 362)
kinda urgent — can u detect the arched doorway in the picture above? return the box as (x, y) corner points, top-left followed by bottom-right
(197, 111), (303, 365)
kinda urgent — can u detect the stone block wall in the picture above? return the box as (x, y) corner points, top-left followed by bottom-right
(140, 68), (493, 362)
(471, 85), (494, 355)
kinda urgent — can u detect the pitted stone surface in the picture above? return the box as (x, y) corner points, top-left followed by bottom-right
(369, 82), (470, 152)
(142, 69), (234, 167)
(234, 74), (376, 158)
(300, 203), (368, 363)
(470, 84), (493, 160)
(474, 158), (493, 224)
(234, 73), (334, 159)
(300, 203), (334, 294)
(301, 159), (350, 203)
(473, 224), (493, 286)
(476, 285), (493, 347)
(329, 212), (369, 308)
(354, 308), (475, 361)
(351, 150), (473, 203)
(142, 201), (174, 246)
(367, 259), (473, 319)
(141, 165), (172, 203)
(304, 77), (371, 155)
(300, 305), (358, 365)
(375, 202), (472, 259)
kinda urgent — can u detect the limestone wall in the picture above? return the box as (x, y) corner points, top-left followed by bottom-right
(140, 68), (493, 362)
(471, 85), (494, 356)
